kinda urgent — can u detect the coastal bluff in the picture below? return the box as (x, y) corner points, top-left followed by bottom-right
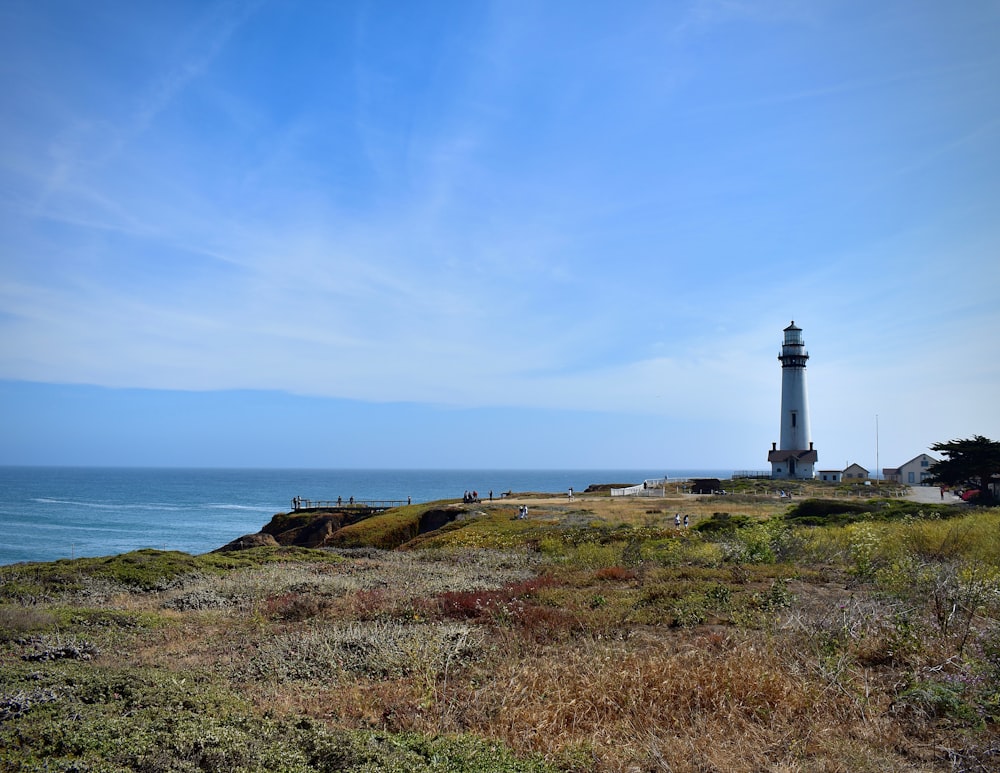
(214, 503), (465, 552)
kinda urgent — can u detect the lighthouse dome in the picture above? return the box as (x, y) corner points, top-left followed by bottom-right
(783, 321), (803, 346)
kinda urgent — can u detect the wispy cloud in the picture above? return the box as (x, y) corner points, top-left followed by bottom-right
(30, 1), (262, 228)
(672, 0), (820, 36)
(1, 0), (998, 467)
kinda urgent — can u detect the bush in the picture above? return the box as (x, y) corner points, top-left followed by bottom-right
(895, 681), (980, 725)
(786, 498), (966, 527)
(720, 519), (792, 564)
(594, 566), (637, 582)
(0, 605), (56, 639)
(785, 499), (874, 526)
(302, 729), (558, 772)
(695, 512), (754, 534)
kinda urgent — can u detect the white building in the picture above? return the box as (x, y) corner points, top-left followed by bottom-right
(768, 322), (818, 479)
(883, 453), (938, 485)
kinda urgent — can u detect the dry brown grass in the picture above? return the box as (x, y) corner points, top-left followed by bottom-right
(495, 480), (909, 529)
(164, 546), (971, 772)
(247, 617), (915, 772)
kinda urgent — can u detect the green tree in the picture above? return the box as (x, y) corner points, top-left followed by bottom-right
(926, 435), (1000, 504)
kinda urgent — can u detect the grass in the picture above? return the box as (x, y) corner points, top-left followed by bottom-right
(2, 482), (999, 771)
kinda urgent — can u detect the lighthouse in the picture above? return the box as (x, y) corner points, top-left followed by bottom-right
(768, 321), (817, 479)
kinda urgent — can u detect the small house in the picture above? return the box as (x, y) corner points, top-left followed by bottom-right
(843, 463), (869, 480)
(883, 453), (938, 485)
(818, 470), (842, 482)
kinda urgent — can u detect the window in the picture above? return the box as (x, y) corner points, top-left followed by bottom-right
(791, 412), (797, 428)
(921, 459), (929, 467)
(908, 471), (915, 483)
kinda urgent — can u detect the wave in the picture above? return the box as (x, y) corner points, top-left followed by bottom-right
(33, 498), (190, 512)
(33, 498), (276, 512)
(205, 503), (275, 512)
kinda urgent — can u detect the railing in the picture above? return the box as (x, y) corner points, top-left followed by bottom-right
(291, 498), (408, 512)
(611, 479), (668, 497)
(611, 485), (665, 497)
(733, 471), (772, 479)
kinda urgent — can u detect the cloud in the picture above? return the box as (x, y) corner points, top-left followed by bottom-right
(1, 0), (998, 470)
(673, 0), (820, 36)
(8, 2), (258, 238)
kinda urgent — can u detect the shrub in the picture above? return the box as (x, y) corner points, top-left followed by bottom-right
(163, 587), (232, 611)
(20, 634), (99, 662)
(594, 566), (637, 582)
(846, 522), (884, 579)
(719, 519), (792, 564)
(302, 729), (558, 772)
(644, 535), (725, 568)
(238, 620), (482, 683)
(432, 577), (555, 623)
(670, 593), (709, 627)
(695, 512), (754, 534)
(786, 498), (965, 527)
(895, 681), (979, 725)
(0, 605), (56, 639)
(262, 591), (334, 621)
(785, 499), (874, 525)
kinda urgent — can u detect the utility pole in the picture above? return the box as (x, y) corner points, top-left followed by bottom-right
(875, 414), (880, 485)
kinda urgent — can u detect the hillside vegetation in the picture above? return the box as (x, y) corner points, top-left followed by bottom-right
(2, 482), (998, 772)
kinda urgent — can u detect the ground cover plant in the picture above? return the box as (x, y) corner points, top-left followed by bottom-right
(2, 482), (998, 771)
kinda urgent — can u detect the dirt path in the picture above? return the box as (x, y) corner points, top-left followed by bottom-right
(904, 484), (963, 504)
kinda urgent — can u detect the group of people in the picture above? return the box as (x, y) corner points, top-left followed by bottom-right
(517, 504), (529, 519)
(463, 490), (481, 503)
(674, 513), (689, 528)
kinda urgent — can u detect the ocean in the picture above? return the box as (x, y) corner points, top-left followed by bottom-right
(0, 467), (733, 566)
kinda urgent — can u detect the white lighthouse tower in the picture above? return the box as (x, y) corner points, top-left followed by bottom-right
(768, 321), (817, 479)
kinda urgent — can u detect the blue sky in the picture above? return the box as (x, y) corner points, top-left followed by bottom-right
(1, 0), (998, 470)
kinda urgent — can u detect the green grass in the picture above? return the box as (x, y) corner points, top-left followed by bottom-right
(0, 546), (342, 600)
(329, 503), (446, 549)
(0, 662), (556, 773)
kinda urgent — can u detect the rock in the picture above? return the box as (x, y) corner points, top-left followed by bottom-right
(284, 515), (341, 548)
(418, 507), (461, 534)
(267, 513), (350, 548)
(214, 532), (279, 552)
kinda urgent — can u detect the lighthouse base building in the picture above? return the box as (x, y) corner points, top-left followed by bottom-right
(768, 442), (818, 480)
